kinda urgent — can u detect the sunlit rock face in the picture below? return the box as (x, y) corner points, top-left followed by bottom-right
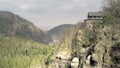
(56, 50), (73, 61)
(71, 57), (79, 68)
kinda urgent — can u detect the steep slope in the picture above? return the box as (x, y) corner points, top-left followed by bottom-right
(0, 11), (52, 44)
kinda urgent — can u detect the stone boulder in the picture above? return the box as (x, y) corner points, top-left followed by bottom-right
(85, 55), (91, 65)
(71, 57), (79, 68)
(91, 53), (99, 63)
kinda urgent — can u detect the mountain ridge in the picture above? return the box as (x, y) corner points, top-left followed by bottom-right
(0, 11), (52, 44)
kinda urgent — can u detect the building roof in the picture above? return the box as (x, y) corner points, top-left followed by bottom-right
(88, 12), (103, 17)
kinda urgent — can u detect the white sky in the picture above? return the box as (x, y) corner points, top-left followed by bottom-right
(0, 0), (104, 30)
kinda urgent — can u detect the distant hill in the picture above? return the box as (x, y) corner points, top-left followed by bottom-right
(0, 11), (52, 44)
(48, 24), (74, 36)
(47, 24), (81, 43)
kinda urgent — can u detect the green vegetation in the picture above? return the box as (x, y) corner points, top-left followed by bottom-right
(0, 36), (56, 68)
(103, 12), (115, 25)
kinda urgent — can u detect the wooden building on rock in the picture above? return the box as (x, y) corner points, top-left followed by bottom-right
(84, 11), (103, 28)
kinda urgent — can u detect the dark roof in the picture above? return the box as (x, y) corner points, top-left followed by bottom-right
(88, 12), (103, 17)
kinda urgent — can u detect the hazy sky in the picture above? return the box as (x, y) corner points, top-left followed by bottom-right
(0, 0), (104, 30)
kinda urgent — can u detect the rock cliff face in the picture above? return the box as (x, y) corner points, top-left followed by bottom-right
(71, 20), (120, 68)
(49, 19), (120, 68)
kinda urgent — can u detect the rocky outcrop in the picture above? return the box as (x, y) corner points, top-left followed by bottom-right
(71, 20), (120, 68)
(47, 49), (72, 68)
(49, 49), (81, 68)
(48, 18), (120, 68)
